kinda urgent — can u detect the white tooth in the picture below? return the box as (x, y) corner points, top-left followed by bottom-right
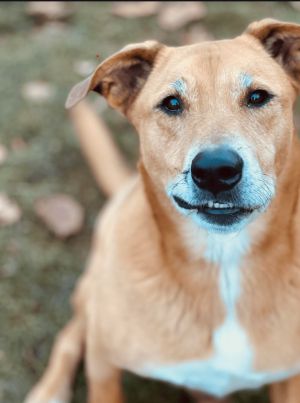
(214, 202), (220, 208)
(219, 203), (226, 208)
(208, 201), (214, 208)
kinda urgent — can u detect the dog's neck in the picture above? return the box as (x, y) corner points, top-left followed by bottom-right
(139, 133), (300, 266)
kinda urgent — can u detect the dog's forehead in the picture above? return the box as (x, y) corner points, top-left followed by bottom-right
(149, 37), (289, 93)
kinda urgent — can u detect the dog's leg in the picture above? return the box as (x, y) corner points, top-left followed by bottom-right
(87, 369), (123, 403)
(270, 375), (300, 403)
(190, 391), (232, 403)
(85, 321), (124, 403)
(24, 316), (84, 403)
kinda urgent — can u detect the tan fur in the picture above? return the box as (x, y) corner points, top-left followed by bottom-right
(25, 19), (300, 403)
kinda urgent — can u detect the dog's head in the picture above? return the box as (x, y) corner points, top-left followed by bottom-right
(67, 19), (300, 233)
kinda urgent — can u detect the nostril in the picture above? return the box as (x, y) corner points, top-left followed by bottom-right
(194, 167), (209, 180)
(218, 166), (238, 180)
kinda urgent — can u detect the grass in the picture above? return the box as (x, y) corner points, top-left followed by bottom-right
(0, 2), (300, 402)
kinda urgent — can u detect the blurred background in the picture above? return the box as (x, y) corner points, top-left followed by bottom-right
(1, 2), (300, 402)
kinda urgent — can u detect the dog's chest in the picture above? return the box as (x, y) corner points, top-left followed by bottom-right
(138, 333), (299, 397)
(134, 233), (299, 396)
(138, 317), (256, 397)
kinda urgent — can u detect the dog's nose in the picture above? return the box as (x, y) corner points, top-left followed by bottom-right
(191, 148), (243, 195)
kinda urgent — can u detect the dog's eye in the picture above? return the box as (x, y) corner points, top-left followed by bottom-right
(246, 90), (273, 107)
(160, 96), (183, 115)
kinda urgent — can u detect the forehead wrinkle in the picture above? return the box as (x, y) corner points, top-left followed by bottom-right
(170, 78), (187, 95)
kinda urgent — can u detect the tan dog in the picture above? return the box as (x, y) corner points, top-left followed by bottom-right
(25, 19), (300, 403)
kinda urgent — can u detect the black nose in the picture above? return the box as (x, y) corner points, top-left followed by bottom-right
(191, 148), (243, 195)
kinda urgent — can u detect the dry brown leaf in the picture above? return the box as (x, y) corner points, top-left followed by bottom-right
(0, 194), (22, 226)
(158, 1), (207, 31)
(22, 81), (55, 103)
(26, 1), (73, 22)
(181, 25), (214, 45)
(0, 144), (8, 165)
(112, 1), (161, 18)
(11, 137), (28, 152)
(34, 194), (84, 238)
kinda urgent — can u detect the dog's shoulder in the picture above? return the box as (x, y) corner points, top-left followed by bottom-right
(93, 174), (160, 255)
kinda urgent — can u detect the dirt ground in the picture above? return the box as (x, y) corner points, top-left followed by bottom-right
(1, 2), (300, 403)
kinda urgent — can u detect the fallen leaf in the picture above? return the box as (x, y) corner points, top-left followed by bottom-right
(181, 25), (214, 45)
(22, 81), (55, 103)
(0, 144), (8, 165)
(26, 1), (73, 22)
(112, 1), (161, 18)
(11, 137), (27, 152)
(158, 1), (207, 31)
(0, 193), (22, 226)
(73, 60), (97, 77)
(34, 194), (84, 238)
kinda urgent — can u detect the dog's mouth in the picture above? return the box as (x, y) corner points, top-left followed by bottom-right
(173, 195), (255, 226)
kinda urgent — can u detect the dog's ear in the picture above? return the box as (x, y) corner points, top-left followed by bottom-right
(65, 41), (164, 114)
(245, 18), (300, 90)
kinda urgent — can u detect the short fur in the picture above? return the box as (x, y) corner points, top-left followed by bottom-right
(25, 19), (300, 403)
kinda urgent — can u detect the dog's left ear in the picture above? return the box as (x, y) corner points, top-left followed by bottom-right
(65, 40), (164, 114)
(245, 18), (300, 90)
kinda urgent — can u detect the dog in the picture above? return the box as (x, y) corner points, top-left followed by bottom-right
(25, 18), (300, 403)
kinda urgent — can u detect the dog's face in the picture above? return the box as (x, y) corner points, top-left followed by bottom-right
(133, 37), (295, 233)
(67, 19), (300, 233)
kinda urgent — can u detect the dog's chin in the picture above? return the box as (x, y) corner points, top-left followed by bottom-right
(195, 209), (255, 234)
(172, 195), (264, 234)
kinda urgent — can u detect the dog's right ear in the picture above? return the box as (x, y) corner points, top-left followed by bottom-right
(245, 19), (300, 91)
(65, 41), (164, 114)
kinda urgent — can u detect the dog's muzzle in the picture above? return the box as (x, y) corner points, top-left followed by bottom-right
(170, 145), (268, 230)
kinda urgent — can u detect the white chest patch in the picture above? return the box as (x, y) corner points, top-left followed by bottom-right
(136, 231), (300, 396)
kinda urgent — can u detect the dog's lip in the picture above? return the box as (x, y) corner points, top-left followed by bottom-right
(173, 195), (255, 215)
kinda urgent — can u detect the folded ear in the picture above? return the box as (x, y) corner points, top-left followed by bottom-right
(65, 40), (164, 114)
(245, 18), (300, 90)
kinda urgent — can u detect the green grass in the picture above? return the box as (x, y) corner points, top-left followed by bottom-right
(1, 2), (300, 402)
